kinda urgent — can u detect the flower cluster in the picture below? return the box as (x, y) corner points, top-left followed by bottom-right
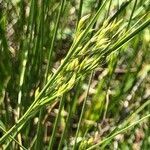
(37, 16), (125, 106)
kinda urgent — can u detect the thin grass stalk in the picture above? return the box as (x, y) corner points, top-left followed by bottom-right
(34, 0), (64, 147)
(17, 0), (36, 120)
(4, 112), (36, 149)
(0, 127), (28, 150)
(122, 99), (150, 128)
(45, 0), (65, 82)
(125, 13), (148, 42)
(77, 0), (83, 25)
(36, 0), (64, 146)
(132, 0), (149, 19)
(0, 3), (12, 131)
(126, 0), (138, 30)
(117, 0), (119, 10)
(107, 0), (112, 17)
(87, 114), (150, 150)
(48, 96), (65, 150)
(15, 0), (36, 147)
(102, 88), (110, 120)
(108, 0), (133, 23)
(4, 104), (47, 149)
(73, 72), (94, 150)
(57, 82), (82, 150)
(101, 96), (150, 148)
(34, 0), (46, 149)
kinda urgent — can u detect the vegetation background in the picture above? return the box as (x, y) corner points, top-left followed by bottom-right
(0, 0), (150, 149)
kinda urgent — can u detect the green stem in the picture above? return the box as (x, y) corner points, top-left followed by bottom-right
(87, 114), (150, 150)
(107, 0), (112, 17)
(45, 0), (65, 82)
(108, 0), (133, 23)
(35, 0), (65, 148)
(48, 96), (65, 150)
(58, 82), (81, 150)
(126, 0), (138, 30)
(0, 127), (28, 150)
(77, 0), (83, 25)
(73, 72), (94, 150)
(34, 0), (45, 149)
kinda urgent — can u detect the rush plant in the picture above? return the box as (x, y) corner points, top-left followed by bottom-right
(0, 0), (150, 149)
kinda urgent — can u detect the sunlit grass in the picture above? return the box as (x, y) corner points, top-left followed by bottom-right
(0, 0), (150, 149)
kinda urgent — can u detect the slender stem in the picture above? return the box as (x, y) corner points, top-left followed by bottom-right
(100, 98), (150, 149)
(107, 0), (112, 17)
(16, 0), (36, 147)
(17, 0), (35, 123)
(73, 72), (94, 150)
(122, 99), (150, 128)
(45, 0), (65, 82)
(58, 82), (81, 150)
(126, 0), (138, 30)
(108, 0), (133, 23)
(0, 127), (28, 150)
(48, 96), (65, 150)
(77, 0), (83, 25)
(34, 0), (45, 149)
(87, 114), (150, 150)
